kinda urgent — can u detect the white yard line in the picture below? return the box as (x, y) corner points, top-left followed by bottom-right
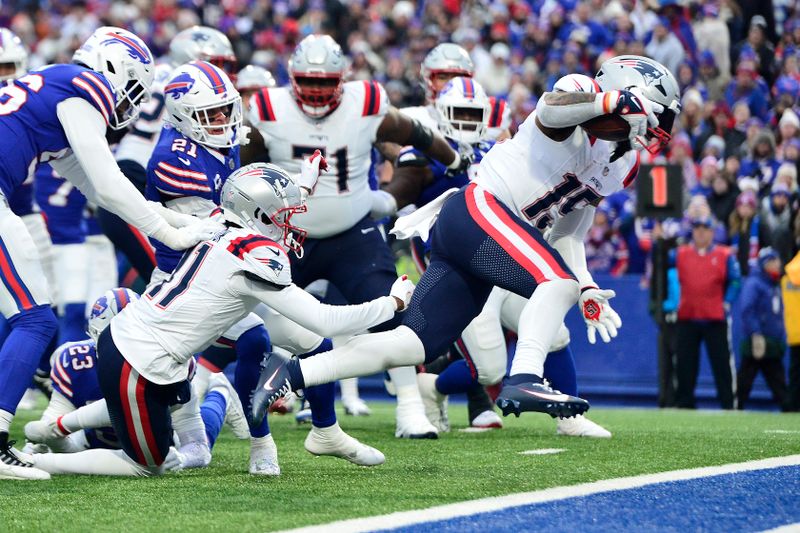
(762, 524), (800, 533)
(518, 448), (566, 455)
(282, 454), (800, 533)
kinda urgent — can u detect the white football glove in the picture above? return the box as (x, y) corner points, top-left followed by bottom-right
(297, 149), (329, 201)
(154, 218), (224, 250)
(390, 275), (415, 311)
(607, 88), (664, 150)
(579, 287), (623, 344)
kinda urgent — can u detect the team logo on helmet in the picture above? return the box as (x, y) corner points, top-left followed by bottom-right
(165, 72), (196, 99)
(191, 31), (211, 42)
(91, 296), (109, 319)
(101, 32), (152, 64)
(611, 58), (669, 97)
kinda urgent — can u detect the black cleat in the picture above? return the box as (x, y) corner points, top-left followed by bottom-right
(250, 352), (294, 427)
(495, 382), (590, 419)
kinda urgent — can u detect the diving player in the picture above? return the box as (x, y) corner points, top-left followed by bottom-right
(0, 26), (215, 480)
(246, 34), (468, 439)
(251, 56), (682, 425)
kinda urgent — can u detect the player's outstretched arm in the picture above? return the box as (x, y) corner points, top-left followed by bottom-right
(52, 98), (216, 250)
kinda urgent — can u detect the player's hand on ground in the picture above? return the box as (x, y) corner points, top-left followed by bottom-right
(607, 88), (663, 150)
(298, 149), (329, 200)
(390, 275), (415, 311)
(579, 286), (623, 344)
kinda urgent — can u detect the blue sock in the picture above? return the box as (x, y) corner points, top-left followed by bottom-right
(233, 325), (271, 438)
(0, 305), (57, 415)
(59, 302), (87, 344)
(435, 359), (478, 395)
(200, 390), (227, 449)
(543, 346), (578, 396)
(299, 338), (336, 428)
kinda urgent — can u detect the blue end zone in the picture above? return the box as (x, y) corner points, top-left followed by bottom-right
(385, 466), (800, 532)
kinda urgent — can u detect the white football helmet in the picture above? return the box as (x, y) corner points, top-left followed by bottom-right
(169, 26), (237, 77)
(420, 43), (475, 101)
(87, 288), (139, 343)
(72, 26), (155, 130)
(0, 28), (27, 81)
(553, 73), (599, 93)
(288, 35), (346, 118)
(164, 61), (242, 149)
(236, 65), (276, 92)
(435, 76), (490, 144)
(594, 55), (682, 154)
(220, 163), (307, 255)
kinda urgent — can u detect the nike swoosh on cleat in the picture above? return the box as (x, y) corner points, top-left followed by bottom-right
(519, 389), (572, 402)
(262, 368), (281, 391)
(360, 227), (375, 234)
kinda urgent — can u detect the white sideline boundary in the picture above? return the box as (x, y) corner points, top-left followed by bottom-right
(283, 454), (800, 533)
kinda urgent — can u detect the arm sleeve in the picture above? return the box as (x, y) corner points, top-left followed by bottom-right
(535, 92), (609, 128)
(662, 267), (681, 313)
(548, 207), (596, 288)
(53, 97), (170, 238)
(230, 278), (397, 338)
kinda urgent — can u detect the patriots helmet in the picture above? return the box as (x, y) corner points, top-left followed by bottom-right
(88, 288), (139, 343)
(420, 43), (475, 101)
(169, 26), (237, 78)
(288, 34), (346, 118)
(435, 76), (490, 144)
(0, 28), (28, 81)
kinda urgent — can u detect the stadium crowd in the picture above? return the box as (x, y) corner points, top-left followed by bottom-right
(1, 0), (799, 411)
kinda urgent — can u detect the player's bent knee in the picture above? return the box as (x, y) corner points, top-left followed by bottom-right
(9, 304), (57, 341)
(550, 324), (571, 352)
(475, 358), (506, 386)
(538, 277), (580, 300)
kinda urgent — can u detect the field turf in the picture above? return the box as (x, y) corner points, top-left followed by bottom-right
(2, 402), (799, 532)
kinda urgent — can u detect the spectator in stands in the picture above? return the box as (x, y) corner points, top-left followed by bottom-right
(476, 42), (512, 97)
(737, 248), (788, 409)
(709, 171), (740, 227)
(585, 207), (629, 277)
(732, 15), (776, 85)
(776, 107), (800, 158)
(672, 215), (741, 410)
(693, 3), (731, 79)
(725, 57), (770, 121)
(729, 190), (762, 275)
(783, 251), (800, 412)
(739, 130), (781, 195)
(691, 156), (719, 198)
(645, 16), (684, 76)
(697, 50), (729, 102)
(760, 182), (795, 264)
(668, 132), (698, 192)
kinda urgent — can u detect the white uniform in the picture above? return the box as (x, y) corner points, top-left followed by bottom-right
(114, 63), (172, 169)
(249, 81), (389, 238)
(111, 228), (396, 384)
(400, 94), (511, 141)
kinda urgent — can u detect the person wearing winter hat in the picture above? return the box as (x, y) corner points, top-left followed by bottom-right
(737, 248), (788, 409)
(729, 189), (761, 275)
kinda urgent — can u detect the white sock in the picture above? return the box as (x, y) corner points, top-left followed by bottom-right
(390, 366), (424, 406)
(300, 327), (424, 388)
(0, 409), (13, 433)
(171, 392), (208, 447)
(251, 433), (274, 449)
(339, 378), (360, 401)
(193, 365), (213, 398)
(31, 448), (154, 476)
(58, 399), (111, 432)
(510, 279), (578, 377)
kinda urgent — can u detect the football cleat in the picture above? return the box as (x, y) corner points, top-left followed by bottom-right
(342, 396), (372, 416)
(496, 382), (589, 419)
(556, 414), (611, 438)
(251, 352), (294, 426)
(268, 393), (297, 415)
(295, 398), (312, 425)
(471, 410), (503, 429)
(249, 434), (280, 476)
(0, 433), (51, 480)
(417, 373), (450, 433)
(395, 402), (438, 439)
(207, 372), (250, 440)
(304, 423), (385, 466)
(177, 441), (212, 468)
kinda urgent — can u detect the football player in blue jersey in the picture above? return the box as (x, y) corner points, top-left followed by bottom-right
(0, 26), (217, 480)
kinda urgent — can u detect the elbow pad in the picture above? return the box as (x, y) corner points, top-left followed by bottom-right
(408, 119), (434, 151)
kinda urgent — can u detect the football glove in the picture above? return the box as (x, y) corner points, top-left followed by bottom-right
(155, 218), (224, 250)
(752, 333), (766, 360)
(444, 151), (473, 177)
(579, 286), (622, 344)
(606, 88), (664, 151)
(390, 275), (415, 311)
(298, 149), (329, 201)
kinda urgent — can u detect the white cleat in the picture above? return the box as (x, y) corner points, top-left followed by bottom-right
(249, 434), (280, 476)
(342, 396), (372, 417)
(471, 410), (503, 429)
(0, 437), (51, 480)
(206, 372), (250, 440)
(304, 423), (385, 466)
(417, 373), (449, 432)
(556, 414), (612, 438)
(177, 441), (212, 469)
(395, 401), (438, 439)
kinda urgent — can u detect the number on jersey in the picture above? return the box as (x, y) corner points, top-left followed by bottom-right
(291, 145), (349, 193)
(0, 74), (44, 115)
(146, 243), (211, 309)
(522, 173), (602, 230)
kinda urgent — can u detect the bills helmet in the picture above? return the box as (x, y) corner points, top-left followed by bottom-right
(164, 61), (243, 149)
(594, 55), (681, 154)
(169, 26), (237, 77)
(435, 76), (490, 144)
(221, 163), (307, 255)
(0, 28), (27, 81)
(72, 26), (155, 130)
(288, 35), (346, 118)
(88, 288), (139, 343)
(420, 43), (475, 101)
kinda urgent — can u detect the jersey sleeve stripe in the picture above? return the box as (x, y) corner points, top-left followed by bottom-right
(154, 170), (212, 193)
(157, 162), (207, 181)
(363, 81), (380, 116)
(488, 97), (501, 128)
(81, 72), (116, 116)
(72, 78), (111, 124)
(255, 89), (276, 121)
(623, 151), (641, 188)
(226, 235), (284, 259)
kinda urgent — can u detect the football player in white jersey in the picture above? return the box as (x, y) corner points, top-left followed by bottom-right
(103, 26), (239, 283)
(246, 34), (468, 439)
(25, 162), (413, 477)
(250, 56), (682, 425)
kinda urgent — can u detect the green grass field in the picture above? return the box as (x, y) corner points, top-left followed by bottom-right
(2, 402), (800, 532)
